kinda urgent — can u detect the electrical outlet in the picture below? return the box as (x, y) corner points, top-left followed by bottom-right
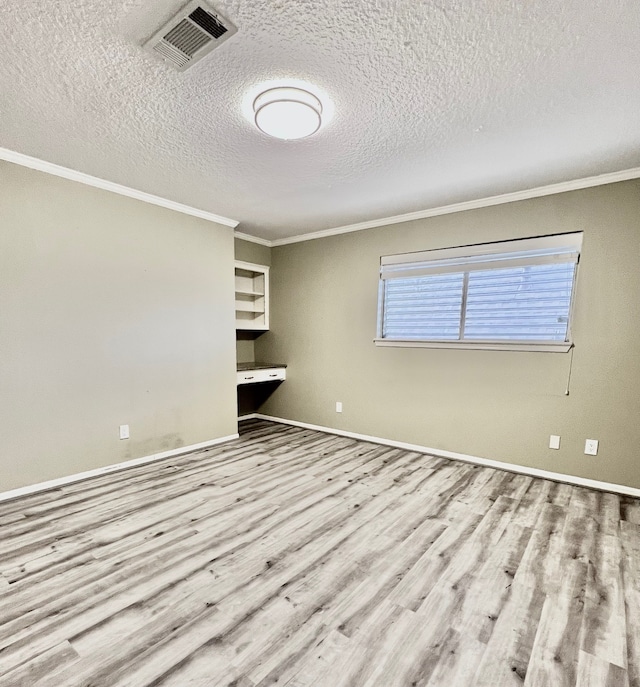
(584, 439), (598, 456)
(549, 435), (561, 450)
(119, 424), (130, 440)
(335, 401), (343, 413)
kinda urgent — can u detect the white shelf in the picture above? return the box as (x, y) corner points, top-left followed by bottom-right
(235, 261), (269, 331)
(235, 288), (265, 297)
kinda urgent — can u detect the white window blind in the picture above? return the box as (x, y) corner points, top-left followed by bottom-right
(382, 273), (465, 340)
(376, 232), (582, 351)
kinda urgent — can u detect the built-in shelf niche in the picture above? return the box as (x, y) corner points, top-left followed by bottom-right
(235, 261), (269, 330)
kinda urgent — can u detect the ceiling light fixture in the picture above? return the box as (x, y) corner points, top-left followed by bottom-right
(253, 87), (323, 140)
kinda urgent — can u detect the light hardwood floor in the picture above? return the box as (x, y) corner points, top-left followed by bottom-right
(0, 419), (639, 686)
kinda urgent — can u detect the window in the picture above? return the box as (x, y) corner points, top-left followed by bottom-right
(376, 232), (582, 351)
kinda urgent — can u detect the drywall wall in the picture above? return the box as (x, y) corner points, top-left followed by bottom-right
(234, 237), (271, 266)
(256, 180), (640, 489)
(236, 337), (256, 365)
(0, 161), (237, 491)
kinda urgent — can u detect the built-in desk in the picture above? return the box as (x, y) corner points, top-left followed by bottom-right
(237, 363), (287, 385)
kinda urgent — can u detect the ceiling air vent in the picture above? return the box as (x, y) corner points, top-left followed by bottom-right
(144, 0), (237, 71)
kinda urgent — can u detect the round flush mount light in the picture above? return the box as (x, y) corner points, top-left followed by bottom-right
(253, 87), (323, 140)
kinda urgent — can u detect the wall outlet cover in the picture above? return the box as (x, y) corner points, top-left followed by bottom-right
(549, 435), (561, 450)
(119, 424), (130, 440)
(584, 439), (599, 456)
(335, 401), (343, 413)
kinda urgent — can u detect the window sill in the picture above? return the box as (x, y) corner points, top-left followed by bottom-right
(373, 339), (573, 353)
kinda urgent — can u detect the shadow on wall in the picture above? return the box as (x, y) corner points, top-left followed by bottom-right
(238, 381), (283, 417)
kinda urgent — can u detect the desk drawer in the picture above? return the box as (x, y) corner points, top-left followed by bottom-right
(237, 368), (286, 385)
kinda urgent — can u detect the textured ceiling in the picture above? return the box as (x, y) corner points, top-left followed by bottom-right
(1, 0), (639, 240)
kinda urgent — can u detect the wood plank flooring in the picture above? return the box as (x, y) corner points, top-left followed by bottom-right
(0, 418), (639, 686)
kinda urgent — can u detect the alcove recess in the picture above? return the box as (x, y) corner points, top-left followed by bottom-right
(235, 261), (269, 332)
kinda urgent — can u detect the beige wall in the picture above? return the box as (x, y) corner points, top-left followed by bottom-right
(0, 161), (237, 491)
(256, 180), (640, 489)
(236, 337), (256, 365)
(234, 237), (271, 266)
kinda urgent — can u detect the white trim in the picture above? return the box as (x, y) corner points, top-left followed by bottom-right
(235, 260), (269, 271)
(238, 413), (259, 420)
(0, 147), (239, 229)
(0, 433), (239, 504)
(380, 232), (582, 271)
(254, 414), (640, 499)
(269, 167), (640, 247)
(6, 146), (639, 252)
(234, 231), (272, 247)
(373, 339), (572, 353)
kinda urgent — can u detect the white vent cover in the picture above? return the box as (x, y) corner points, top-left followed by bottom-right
(144, 0), (237, 71)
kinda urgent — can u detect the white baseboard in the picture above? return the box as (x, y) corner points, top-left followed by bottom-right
(254, 414), (640, 499)
(0, 433), (239, 504)
(6, 416), (638, 503)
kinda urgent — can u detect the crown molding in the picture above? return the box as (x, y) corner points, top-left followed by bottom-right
(0, 147), (239, 229)
(268, 166), (640, 247)
(233, 230), (272, 246)
(5, 147), (638, 245)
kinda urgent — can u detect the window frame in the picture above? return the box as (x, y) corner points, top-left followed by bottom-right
(375, 232), (582, 353)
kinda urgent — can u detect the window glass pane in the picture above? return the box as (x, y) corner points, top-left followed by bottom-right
(463, 262), (575, 341)
(383, 273), (464, 340)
